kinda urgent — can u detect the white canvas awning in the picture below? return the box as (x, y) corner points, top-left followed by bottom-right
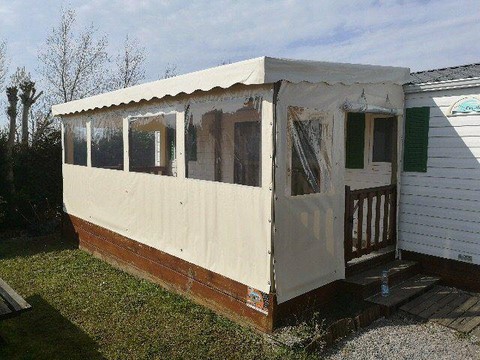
(52, 56), (410, 116)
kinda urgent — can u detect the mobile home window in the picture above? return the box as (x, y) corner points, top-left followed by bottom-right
(63, 119), (87, 166)
(345, 113), (365, 169)
(129, 114), (177, 176)
(185, 96), (262, 187)
(91, 117), (124, 170)
(288, 106), (332, 196)
(372, 118), (393, 163)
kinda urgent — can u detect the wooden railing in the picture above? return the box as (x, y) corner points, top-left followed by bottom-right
(344, 184), (397, 262)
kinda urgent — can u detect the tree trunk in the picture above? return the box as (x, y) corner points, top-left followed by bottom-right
(6, 87), (18, 210)
(19, 81), (43, 146)
(21, 100), (29, 144)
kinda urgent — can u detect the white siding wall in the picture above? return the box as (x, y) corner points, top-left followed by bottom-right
(399, 86), (480, 265)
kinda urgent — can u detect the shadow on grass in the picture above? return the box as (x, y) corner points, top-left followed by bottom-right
(0, 232), (76, 260)
(0, 294), (105, 360)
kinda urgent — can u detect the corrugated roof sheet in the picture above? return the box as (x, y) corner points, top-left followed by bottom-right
(409, 63), (480, 84)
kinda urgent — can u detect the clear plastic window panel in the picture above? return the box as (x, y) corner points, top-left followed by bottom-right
(129, 114), (177, 176)
(288, 106), (332, 196)
(185, 96), (262, 187)
(63, 119), (87, 166)
(372, 118), (393, 163)
(91, 116), (124, 170)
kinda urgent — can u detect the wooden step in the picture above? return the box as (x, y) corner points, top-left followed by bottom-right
(345, 245), (396, 277)
(342, 260), (421, 298)
(366, 274), (440, 315)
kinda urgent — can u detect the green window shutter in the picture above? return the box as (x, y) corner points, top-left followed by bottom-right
(404, 107), (430, 172)
(346, 113), (365, 169)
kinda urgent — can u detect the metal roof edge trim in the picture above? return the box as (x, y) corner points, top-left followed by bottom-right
(404, 77), (480, 94)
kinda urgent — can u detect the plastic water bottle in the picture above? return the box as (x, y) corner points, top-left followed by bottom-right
(381, 270), (389, 297)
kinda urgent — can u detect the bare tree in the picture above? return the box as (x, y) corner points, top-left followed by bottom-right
(0, 41), (8, 120)
(0, 41), (7, 92)
(9, 67), (43, 145)
(38, 8), (109, 105)
(112, 35), (146, 89)
(6, 87), (18, 149)
(163, 63), (178, 79)
(6, 87), (18, 200)
(10, 66), (31, 88)
(9, 67), (30, 140)
(19, 81), (43, 145)
(31, 106), (54, 143)
(219, 59), (232, 66)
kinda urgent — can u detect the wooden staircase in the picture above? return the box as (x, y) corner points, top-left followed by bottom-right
(342, 256), (440, 315)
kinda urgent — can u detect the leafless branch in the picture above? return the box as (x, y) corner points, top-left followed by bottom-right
(38, 8), (109, 105)
(0, 41), (7, 92)
(163, 63), (178, 79)
(112, 35), (146, 89)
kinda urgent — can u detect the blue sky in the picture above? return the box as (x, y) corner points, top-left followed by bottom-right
(0, 0), (479, 85)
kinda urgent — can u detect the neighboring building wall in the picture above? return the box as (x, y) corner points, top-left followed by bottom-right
(399, 84), (480, 266)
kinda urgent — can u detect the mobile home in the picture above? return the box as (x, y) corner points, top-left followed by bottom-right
(399, 64), (480, 290)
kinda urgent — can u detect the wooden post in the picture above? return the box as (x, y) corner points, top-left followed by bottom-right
(374, 190), (381, 248)
(344, 186), (353, 262)
(366, 192), (373, 252)
(389, 185), (397, 245)
(383, 191), (390, 244)
(357, 194), (364, 256)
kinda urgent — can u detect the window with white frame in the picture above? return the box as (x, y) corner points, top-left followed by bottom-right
(129, 113), (177, 176)
(372, 118), (393, 163)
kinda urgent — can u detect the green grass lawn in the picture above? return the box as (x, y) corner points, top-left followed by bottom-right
(0, 232), (312, 360)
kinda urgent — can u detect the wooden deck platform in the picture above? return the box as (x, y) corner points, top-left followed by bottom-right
(0, 278), (31, 320)
(400, 285), (480, 335)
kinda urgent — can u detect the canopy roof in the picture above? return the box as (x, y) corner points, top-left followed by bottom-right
(52, 56), (410, 116)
